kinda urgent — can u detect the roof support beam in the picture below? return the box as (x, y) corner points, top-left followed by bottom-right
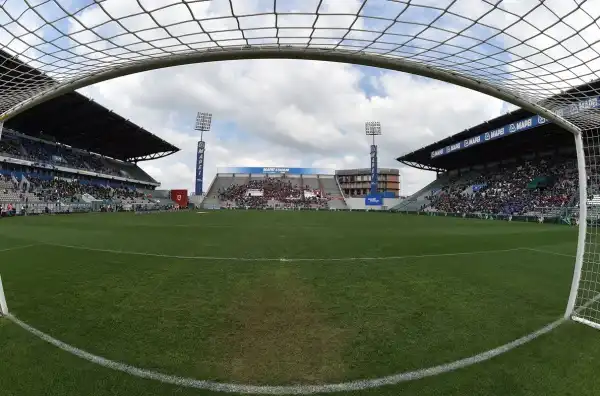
(398, 160), (443, 172)
(128, 150), (179, 162)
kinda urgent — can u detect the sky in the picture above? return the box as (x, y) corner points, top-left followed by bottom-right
(5, 0), (598, 195)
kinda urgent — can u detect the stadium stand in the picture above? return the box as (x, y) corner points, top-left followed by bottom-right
(203, 169), (347, 210)
(424, 157), (576, 215)
(393, 82), (596, 219)
(0, 51), (183, 215)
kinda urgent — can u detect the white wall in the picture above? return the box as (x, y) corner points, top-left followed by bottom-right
(383, 198), (403, 208)
(189, 195), (205, 207)
(345, 197), (367, 210)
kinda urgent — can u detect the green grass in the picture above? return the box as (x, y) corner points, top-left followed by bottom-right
(0, 210), (599, 395)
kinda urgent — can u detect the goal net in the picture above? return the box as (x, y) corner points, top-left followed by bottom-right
(0, 0), (600, 326)
(572, 128), (600, 329)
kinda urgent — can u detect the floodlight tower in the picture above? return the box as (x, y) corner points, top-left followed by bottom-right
(194, 112), (212, 196)
(365, 121), (382, 196)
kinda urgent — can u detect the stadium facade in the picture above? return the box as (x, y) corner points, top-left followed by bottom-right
(336, 168), (401, 198)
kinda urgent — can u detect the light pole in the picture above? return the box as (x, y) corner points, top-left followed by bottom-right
(194, 112), (212, 196)
(365, 121), (382, 196)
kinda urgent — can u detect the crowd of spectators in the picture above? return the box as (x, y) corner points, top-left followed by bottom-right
(28, 177), (145, 203)
(428, 157), (577, 215)
(1, 132), (128, 177)
(0, 137), (22, 158)
(218, 177), (329, 209)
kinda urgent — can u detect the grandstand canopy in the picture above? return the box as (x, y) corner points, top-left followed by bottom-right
(398, 79), (600, 172)
(397, 111), (573, 172)
(0, 50), (179, 162)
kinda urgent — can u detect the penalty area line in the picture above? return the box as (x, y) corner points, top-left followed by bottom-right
(5, 312), (564, 395)
(42, 243), (526, 262)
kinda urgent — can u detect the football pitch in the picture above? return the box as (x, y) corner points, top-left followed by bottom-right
(0, 210), (599, 396)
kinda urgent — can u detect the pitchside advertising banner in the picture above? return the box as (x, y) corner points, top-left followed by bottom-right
(217, 167), (334, 175)
(170, 189), (188, 207)
(195, 141), (205, 195)
(431, 95), (600, 158)
(365, 194), (383, 206)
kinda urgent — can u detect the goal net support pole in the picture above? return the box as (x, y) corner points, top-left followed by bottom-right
(0, 275), (8, 316)
(565, 131), (588, 320)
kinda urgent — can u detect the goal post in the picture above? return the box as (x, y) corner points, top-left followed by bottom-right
(0, 275), (8, 316)
(566, 128), (600, 326)
(565, 130), (588, 320)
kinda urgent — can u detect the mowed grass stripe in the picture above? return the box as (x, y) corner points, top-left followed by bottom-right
(218, 266), (349, 384)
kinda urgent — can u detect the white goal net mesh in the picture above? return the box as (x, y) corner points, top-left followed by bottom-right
(577, 128), (600, 324)
(1, 0), (600, 323)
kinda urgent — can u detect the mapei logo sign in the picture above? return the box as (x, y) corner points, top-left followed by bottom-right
(365, 195), (383, 206)
(508, 118), (532, 133)
(463, 135), (481, 147)
(484, 128), (505, 141)
(431, 148), (444, 158)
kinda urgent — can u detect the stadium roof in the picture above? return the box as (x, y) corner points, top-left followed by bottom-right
(396, 80), (600, 172)
(0, 50), (179, 162)
(397, 112), (573, 172)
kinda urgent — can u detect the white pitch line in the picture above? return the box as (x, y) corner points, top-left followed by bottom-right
(6, 312), (564, 395)
(0, 244), (37, 253)
(44, 243), (525, 262)
(523, 248), (576, 258)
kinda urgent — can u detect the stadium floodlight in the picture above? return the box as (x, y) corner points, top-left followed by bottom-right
(366, 121), (381, 196)
(0, 0), (599, 330)
(194, 112), (212, 196)
(365, 122), (382, 145)
(195, 113), (212, 140)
